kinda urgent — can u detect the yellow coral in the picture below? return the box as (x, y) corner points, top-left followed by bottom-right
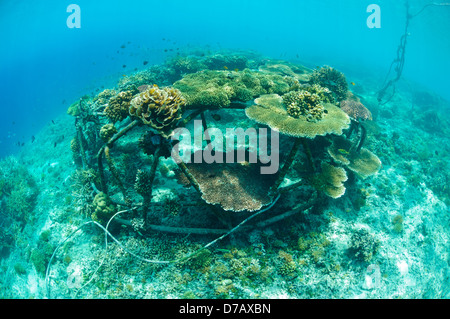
(129, 85), (185, 135)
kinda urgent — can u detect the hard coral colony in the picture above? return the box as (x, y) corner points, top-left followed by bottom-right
(49, 52), (384, 298)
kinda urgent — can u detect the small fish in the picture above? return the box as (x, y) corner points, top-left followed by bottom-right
(435, 150), (439, 156)
(164, 49), (168, 52)
(120, 44), (126, 49)
(54, 142), (57, 148)
(234, 68), (239, 72)
(337, 149), (350, 155)
(123, 65), (127, 68)
(122, 74), (126, 77)
(350, 82), (356, 86)
(51, 120), (55, 124)
(31, 136), (35, 143)
(211, 114), (221, 121)
(143, 61), (148, 65)
(223, 66), (228, 70)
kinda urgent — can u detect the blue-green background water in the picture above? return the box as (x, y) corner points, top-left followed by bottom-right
(0, 0), (449, 157)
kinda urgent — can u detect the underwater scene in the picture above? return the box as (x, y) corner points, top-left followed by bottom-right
(0, 0), (449, 301)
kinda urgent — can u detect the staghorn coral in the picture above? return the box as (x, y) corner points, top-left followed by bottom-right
(245, 94), (350, 139)
(340, 93), (372, 121)
(312, 162), (348, 199)
(104, 90), (134, 123)
(129, 85), (185, 136)
(310, 66), (348, 102)
(327, 135), (381, 179)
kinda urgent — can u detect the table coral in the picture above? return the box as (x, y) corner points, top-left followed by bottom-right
(327, 135), (381, 179)
(245, 94), (350, 139)
(312, 162), (348, 199)
(340, 93), (372, 121)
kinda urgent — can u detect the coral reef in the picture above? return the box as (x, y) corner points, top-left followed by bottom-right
(104, 90), (134, 123)
(348, 228), (380, 262)
(99, 124), (118, 142)
(91, 192), (116, 223)
(327, 135), (381, 179)
(309, 66), (348, 102)
(245, 94), (350, 138)
(340, 93), (373, 121)
(282, 84), (333, 122)
(129, 85), (186, 136)
(312, 162), (348, 199)
(0, 156), (39, 224)
(259, 60), (313, 83)
(179, 150), (278, 212)
(173, 69), (295, 108)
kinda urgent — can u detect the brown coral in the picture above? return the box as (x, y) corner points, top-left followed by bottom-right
(245, 94), (350, 139)
(129, 85), (186, 136)
(179, 150), (278, 212)
(340, 94), (372, 121)
(104, 90), (134, 123)
(327, 136), (381, 179)
(312, 162), (348, 199)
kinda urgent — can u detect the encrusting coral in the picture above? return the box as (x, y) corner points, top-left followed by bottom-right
(245, 94), (350, 139)
(129, 85), (186, 136)
(327, 135), (381, 179)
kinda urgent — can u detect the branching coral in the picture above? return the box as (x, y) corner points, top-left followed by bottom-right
(281, 84), (335, 122)
(129, 85), (185, 136)
(245, 94), (350, 139)
(104, 90), (134, 123)
(310, 66), (348, 102)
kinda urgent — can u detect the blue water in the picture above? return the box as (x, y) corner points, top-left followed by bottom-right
(1, 0), (449, 159)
